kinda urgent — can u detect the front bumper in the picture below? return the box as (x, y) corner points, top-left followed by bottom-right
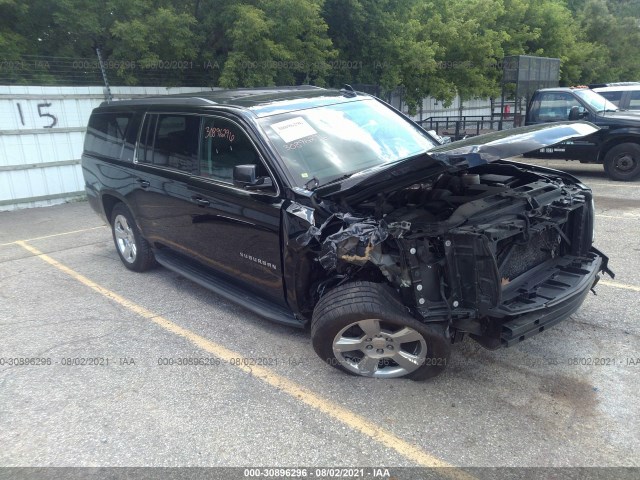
(487, 248), (608, 347)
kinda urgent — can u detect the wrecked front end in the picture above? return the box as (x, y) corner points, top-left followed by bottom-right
(286, 124), (613, 349)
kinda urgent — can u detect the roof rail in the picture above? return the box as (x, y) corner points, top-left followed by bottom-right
(589, 81), (640, 88)
(99, 96), (216, 108)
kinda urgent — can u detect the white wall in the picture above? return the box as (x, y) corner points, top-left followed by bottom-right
(0, 86), (212, 211)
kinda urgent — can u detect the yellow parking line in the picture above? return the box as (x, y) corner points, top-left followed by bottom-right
(15, 240), (474, 480)
(599, 280), (640, 293)
(0, 226), (107, 247)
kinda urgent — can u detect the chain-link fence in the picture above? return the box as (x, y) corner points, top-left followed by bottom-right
(0, 55), (216, 87)
(0, 55), (508, 140)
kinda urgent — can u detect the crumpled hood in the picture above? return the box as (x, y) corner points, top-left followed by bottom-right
(315, 121), (599, 201)
(428, 121), (599, 162)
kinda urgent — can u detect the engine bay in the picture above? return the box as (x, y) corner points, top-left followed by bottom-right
(355, 163), (567, 225)
(297, 161), (595, 321)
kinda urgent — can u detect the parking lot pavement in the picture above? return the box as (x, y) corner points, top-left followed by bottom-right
(0, 158), (638, 472)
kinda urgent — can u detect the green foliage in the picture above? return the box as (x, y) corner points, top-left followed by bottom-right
(216, 0), (335, 87)
(574, 0), (640, 82)
(323, 0), (440, 111)
(499, 0), (593, 85)
(0, 0), (28, 58)
(0, 0), (638, 95)
(111, 7), (199, 84)
(417, 0), (507, 104)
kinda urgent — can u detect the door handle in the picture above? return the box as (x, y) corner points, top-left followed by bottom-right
(136, 178), (150, 188)
(191, 196), (210, 207)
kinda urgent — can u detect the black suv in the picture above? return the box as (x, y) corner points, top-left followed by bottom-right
(82, 87), (612, 380)
(526, 87), (640, 180)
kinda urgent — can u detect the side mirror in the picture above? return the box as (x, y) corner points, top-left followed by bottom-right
(233, 164), (274, 190)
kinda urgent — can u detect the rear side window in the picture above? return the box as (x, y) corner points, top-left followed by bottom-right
(598, 91), (623, 106)
(629, 90), (640, 110)
(84, 113), (133, 160)
(137, 114), (200, 174)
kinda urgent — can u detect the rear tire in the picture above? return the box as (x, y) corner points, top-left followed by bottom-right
(603, 143), (640, 181)
(311, 281), (451, 380)
(111, 203), (156, 272)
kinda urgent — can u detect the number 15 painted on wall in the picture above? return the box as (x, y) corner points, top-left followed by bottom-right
(15, 102), (58, 128)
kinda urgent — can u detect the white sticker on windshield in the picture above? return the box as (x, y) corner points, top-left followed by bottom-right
(271, 117), (317, 143)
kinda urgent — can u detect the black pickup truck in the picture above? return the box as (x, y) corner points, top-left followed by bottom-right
(525, 87), (640, 180)
(82, 87), (612, 380)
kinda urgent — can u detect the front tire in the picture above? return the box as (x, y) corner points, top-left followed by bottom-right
(603, 143), (640, 181)
(111, 203), (156, 272)
(311, 281), (451, 380)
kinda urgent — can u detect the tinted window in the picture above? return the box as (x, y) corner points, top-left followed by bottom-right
(137, 114), (200, 174)
(138, 114), (157, 165)
(533, 93), (582, 122)
(528, 97), (542, 122)
(629, 90), (640, 110)
(598, 91), (623, 106)
(121, 113), (141, 162)
(199, 117), (264, 183)
(84, 113), (132, 160)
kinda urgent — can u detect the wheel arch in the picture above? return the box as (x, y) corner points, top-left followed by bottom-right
(598, 135), (640, 162)
(100, 192), (138, 225)
(101, 193), (122, 223)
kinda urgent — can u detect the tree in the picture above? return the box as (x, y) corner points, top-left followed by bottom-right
(0, 0), (28, 59)
(1, 0), (638, 90)
(574, 0), (640, 82)
(323, 0), (439, 111)
(3, 0), (200, 85)
(213, 0), (335, 87)
(111, 7), (199, 85)
(417, 0), (507, 104)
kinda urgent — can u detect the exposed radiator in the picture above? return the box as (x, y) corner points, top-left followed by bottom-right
(498, 228), (560, 281)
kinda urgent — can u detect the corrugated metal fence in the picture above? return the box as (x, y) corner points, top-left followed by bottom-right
(0, 86), (210, 211)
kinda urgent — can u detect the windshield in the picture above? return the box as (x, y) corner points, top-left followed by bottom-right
(575, 89), (619, 112)
(258, 98), (437, 187)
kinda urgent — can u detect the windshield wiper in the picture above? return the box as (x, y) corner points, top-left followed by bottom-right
(313, 154), (429, 191)
(313, 173), (355, 190)
(303, 176), (320, 190)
